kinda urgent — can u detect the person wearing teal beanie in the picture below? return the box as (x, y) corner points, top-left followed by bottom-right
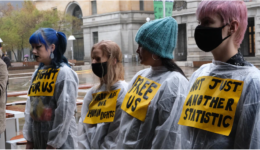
(116, 17), (189, 149)
(135, 16), (177, 59)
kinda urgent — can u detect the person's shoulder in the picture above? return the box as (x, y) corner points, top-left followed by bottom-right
(128, 68), (150, 83)
(136, 68), (150, 75)
(196, 63), (212, 72)
(163, 71), (188, 87)
(56, 64), (78, 83)
(0, 59), (6, 66)
(0, 59), (7, 73)
(0, 59), (7, 68)
(58, 63), (75, 74)
(189, 63), (211, 80)
(115, 80), (128, 92)
(243, 66), (260, 81)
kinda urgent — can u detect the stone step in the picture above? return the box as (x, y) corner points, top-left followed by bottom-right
(244, 57), (259, 61)
(251, 63), (260, 66)
(247, 61), (260, 66)
(243, 57), (260, 66)
(175, 61), (193, 67)
(246, 60), (259, 63)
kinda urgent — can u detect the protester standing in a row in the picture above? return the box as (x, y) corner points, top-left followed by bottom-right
(23, 0), (260, 148)
(23, 28), (79, 149)
(0, 55), (8, 138)
(2, 54), (11, 68)
(179, 0), (260, 148)
(116, 17), (189, 149)
(77, 40), (128, 149)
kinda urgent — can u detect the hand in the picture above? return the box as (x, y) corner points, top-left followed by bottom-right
(26, 141), (34, 149)
(46, 145), (55, 149)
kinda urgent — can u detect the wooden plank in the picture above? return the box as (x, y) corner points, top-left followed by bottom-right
(78, 84), (93, 89)
(7, 91), (28, 97)
(9, 135), (27, 145)
(6, 113), (14, 118)
(6, 101), (27, 106)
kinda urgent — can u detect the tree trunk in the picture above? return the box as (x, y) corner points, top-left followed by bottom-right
(17, 49), (21, 62)
(11, 47), (18, 62)
(22, 39), (24, 61)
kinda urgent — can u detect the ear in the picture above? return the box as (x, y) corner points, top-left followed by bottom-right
(229, 20), (239, 34)
(51, 44), (56, 52)
(114, 58), (117, 65)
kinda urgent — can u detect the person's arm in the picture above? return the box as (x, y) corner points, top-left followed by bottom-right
(101, 85), (128, 149)
(23, 70), (38, 149)
(23, 96), (34, 149)
(151, 75), (188, 149)
(77, 87), (94, 149)
(234, 78), (260, 148)
(46, 79), (78, 148)
(0, 60), (8, 134)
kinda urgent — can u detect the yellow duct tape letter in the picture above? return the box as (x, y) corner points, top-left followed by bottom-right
(28, 68), (60, 97)
(121, 75), (161, 121)
(84, 89), (120, 124)
(178, 76), (244, 136)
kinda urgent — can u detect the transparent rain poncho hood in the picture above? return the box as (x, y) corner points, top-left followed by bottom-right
(181, 60), (260, 149)
(23, 63), (79, 149)
(77, 80), (128, 149)
(116, 66), (189, 149)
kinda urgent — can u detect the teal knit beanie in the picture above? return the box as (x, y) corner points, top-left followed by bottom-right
(135, 17), (178, 59)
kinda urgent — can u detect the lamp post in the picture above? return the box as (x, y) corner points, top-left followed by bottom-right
(0, 38), (3, 56)
(146, 17), (150, 22)
(68, 35), (76, 60)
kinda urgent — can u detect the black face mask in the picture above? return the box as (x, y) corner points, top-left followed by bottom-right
(91, 62), (108, 78)
(194, 24), (231, 52)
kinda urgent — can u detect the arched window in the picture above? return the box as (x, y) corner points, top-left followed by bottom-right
(73, 5), (82, 19)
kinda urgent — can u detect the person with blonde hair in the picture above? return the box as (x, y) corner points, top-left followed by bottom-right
(179, 0), (260, 148)
(77, 40), (128, 149)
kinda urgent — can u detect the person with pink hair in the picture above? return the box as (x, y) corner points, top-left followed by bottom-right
(178, 0), (260, 148)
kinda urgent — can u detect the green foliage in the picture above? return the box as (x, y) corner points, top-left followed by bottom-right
(0, 0), (81, 61)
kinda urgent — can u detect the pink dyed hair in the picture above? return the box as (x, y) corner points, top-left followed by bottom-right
(197, 0), (248, 47)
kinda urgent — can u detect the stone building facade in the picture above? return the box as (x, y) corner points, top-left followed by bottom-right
(34, 0), (154, 62)
(34, 0), (260, 66)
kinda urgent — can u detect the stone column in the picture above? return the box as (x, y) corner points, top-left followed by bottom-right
(186, 0), (201, 9)
(65, 40), (73, 60)
(254, 7), (260, 58)
(83, 28), (92, 62)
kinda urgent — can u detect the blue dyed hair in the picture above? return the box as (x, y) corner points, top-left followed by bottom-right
(29, 28), (70, 69)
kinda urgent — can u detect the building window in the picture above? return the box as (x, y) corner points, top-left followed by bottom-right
(140, 0), (144, 11)
(93, 32), (98, 44)
(91, 0), (97, 15)
(173, 1), (187, 11)
(240, 18), (255, 56)
(73, 5), (82, 19)
(174, 24), (187, 61)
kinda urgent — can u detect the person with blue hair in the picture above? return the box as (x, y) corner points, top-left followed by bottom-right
(23, 28), (79, 149)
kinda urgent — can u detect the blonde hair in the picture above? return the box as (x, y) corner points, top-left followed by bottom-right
(91, 40), (124, 91)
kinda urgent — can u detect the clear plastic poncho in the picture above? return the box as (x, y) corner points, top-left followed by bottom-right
(23, 63), (79, 149)
(116, 66), (189, 149)
(181, 60), (260, 149)
(77, 80), (128, 149)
